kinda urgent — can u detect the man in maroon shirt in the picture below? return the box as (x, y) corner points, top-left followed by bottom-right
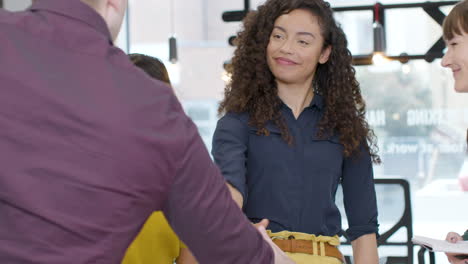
(0, 0), (293, 263)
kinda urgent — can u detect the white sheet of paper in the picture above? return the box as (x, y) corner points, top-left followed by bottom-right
(412, 235), (468, 254)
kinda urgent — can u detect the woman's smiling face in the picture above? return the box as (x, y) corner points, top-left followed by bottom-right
(266, 9), (331, 87)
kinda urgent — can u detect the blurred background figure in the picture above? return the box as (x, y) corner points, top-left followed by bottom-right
(123, 53), (197, 264)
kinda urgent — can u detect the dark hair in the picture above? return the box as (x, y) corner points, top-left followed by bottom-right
(442, 1), (468, 149)
(219, 0), (380, 163)
(443, 0), (468, 41)
(129, 54), (171, 84)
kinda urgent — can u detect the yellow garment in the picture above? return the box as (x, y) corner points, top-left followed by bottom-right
(122, 212), (186, 264)
(267, 230), (343, 264)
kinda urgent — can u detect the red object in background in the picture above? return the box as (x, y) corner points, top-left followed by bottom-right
(459, 158), (468, 191)
(459, 175), (468, 191)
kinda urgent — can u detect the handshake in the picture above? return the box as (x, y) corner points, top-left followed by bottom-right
(445, 231), (468, 264)
(255, 219), (296, 264)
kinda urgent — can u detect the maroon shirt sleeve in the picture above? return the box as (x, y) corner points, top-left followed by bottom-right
(0, 1), (273, 263)
(160, 101), (273, 263)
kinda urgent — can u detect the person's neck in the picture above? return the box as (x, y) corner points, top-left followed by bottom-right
(80, 0), (114, 39)
(277, 81), (314, 119)
(81, 0), (103, 13)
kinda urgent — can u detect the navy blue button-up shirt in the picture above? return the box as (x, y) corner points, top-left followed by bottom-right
(212, 94), (379, 241)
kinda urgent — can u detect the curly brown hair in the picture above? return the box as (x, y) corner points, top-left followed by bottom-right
(219, 0), (380, 163)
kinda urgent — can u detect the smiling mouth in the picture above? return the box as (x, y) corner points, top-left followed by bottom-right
(275, 58), (297, 65)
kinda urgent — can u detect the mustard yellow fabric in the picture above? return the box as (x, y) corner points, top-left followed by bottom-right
(122, 212), (186, 264)
(267, 230), (343, 264)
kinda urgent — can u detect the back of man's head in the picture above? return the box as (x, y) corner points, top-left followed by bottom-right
(32, 0), (127, 41)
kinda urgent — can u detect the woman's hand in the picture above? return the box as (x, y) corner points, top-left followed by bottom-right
(176, 248), (197, 264)
(445, 232), (468, 264)
(447, 232), (463, 243)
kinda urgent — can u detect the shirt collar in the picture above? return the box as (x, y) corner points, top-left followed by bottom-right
(309, 93), (324, 110)
(30, 0), (112, 43)
(279, 93), (325, 112)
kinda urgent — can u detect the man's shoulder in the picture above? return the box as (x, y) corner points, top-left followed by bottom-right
(115, 61), (176, 101)
(0, 9), (33, 41)
(0, 7), (8, 17)
(0, 7), (20, 22)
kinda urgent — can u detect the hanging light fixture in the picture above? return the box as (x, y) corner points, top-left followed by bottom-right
(169, 36), (178, 64)
(169, 0), (178, 64)
(332, 1), (457, 66)
(372, 3), (389, 65)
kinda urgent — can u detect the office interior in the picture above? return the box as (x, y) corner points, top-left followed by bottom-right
(2, 0), (467, 263)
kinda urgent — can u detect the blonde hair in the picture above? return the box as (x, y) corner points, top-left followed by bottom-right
(443, 0), (468, 40)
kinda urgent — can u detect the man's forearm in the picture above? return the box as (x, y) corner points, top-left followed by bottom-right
(162, 121), (273, 263)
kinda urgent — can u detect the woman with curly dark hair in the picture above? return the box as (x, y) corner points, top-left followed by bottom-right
(212, 0), (380, 263)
